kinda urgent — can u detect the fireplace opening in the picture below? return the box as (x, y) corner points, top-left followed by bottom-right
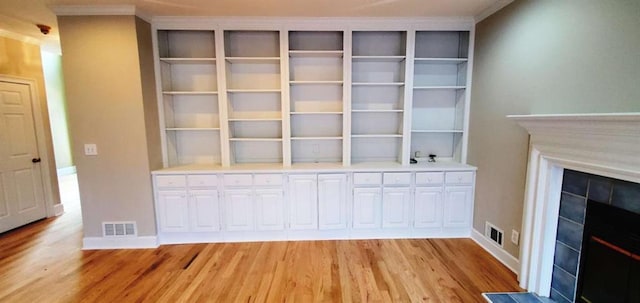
(576, 200), (640, 303)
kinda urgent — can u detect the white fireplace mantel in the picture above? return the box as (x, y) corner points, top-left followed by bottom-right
(507, 113), (640, 296)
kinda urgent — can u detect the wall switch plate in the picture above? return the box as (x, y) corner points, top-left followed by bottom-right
(511, 230), (519, 245)
(84, 144), (98, 156)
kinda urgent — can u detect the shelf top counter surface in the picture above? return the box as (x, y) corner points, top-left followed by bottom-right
(152, 162), (476, 175)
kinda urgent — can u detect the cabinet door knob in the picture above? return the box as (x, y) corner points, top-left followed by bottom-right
(32, 158), (41, 163)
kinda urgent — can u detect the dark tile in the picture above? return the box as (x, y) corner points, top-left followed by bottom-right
(587, 177), (612, 204)
(562, 170), (588, 197)
(509, 293), (544, 303)
(611, 180), (640, 215)
(550, 288), (571, 303)
(551, 266), (576, 302)
(556, 217), (583, 251)
(553, 241), (579, 276)
(485, 293), (518, 303)
(534, 295), (557, 303)
(559, 193), (586, 224)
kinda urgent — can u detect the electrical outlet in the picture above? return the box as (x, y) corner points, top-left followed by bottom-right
(84, 144), (98, 156)
(511, 230), (519, 245)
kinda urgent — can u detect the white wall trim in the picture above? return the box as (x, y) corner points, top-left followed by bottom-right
(53, 203), (65, 216)
(82, 236), (159, 250)
(51, 5), (136, 16)
(471, 228), (520, 275)
(57, 165), (77, 176)
(474, 0), (513, 23)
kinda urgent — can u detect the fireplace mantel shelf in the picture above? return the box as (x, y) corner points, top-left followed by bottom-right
(508, 113), (640, 137)
(506, 112), (640, 298)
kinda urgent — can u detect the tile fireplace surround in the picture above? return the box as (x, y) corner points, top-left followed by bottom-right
(508, 113), (640, 298)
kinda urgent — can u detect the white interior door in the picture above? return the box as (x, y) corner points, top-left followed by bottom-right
(0, 80), (47, 233)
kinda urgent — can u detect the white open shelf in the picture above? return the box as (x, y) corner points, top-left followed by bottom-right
(166, 128), (221, 131)
(290, 81), (343, 85)
(225, 57), (280, 64)
(160, 58), (216, 64)
(289, 50), (343, 57)
(352, 56), (406, 62)
(290, 112), (343, 115)
(163, 91), (218, 95)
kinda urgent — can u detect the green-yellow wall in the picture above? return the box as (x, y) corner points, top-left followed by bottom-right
(0, 36), (61, 207)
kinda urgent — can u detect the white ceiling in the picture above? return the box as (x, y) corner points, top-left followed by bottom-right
(0, 0), (509, 53)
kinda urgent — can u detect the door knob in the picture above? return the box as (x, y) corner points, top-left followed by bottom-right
(32, 158), (41, 163)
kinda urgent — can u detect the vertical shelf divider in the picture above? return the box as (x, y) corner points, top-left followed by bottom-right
(215, 29), (231, 167)
(281, 29), (292, 167)
(402, 30), (416, 166)
(460, 29), (475, 164)
(151, 28), (169, 167)
(343, 30), (352, 166)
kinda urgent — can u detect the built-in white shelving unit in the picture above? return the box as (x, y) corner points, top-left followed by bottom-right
(289, 31), (345, 166)
(154, 24), (473, 169)
(151, 19), (477, 247)
(224, 30), (283, 165)
(411, 31), (470, 163)
(350, 31), (407, 165)
(157, 30), (221, 167)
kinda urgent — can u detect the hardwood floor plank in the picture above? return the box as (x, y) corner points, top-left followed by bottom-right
(0, 203), (522, 302)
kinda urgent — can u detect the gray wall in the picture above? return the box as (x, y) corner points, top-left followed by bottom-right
(470, 0), (640, 257)
(58, 16), (161, 238)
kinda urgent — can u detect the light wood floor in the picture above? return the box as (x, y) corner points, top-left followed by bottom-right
(0, 177), (521, 302)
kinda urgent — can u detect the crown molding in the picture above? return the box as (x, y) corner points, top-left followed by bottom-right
(151, 16), (475, 31)
(51, 5), (136, 16)
(474, 0), (513, 23)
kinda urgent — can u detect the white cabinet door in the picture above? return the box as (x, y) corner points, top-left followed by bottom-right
(318, 174), (347, 230)
(414, 187), (443, 228)
(255, 188), (284, 231)
(288, 175), (318, 230)
(189, 189), (220, 232)
(224, 189), (254, 231)
(382, 187), (411, 228)
(443, 186), (473, 228)
(352, 187), (382, 229)
(157, 190), (189, 233)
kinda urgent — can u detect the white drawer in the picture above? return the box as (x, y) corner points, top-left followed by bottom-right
(155, 175), (186, 188)
(415, 172), (444, 185)
(353, 173), (382, 185)
(254, 174), (283, 186)
(445, 171), (474, 185)
(187, 175), (218, 187)
(383, 172), (411, 185)
(224, 174), (253, 187)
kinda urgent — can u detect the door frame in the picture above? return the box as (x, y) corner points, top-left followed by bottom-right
(0, 75), (58, 217)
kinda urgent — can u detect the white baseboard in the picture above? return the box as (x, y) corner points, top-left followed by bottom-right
(57, 166), (76, 176)
(53, 203), (65, 216)
(82, 236), (158, 250)
(471, 228), (520, 275)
